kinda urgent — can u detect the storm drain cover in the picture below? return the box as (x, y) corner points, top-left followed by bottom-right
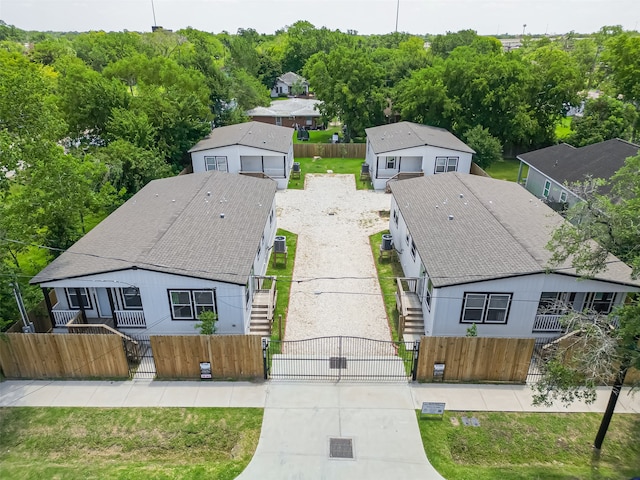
(329, 437), (354, 459)
(329, 357), (347, 369)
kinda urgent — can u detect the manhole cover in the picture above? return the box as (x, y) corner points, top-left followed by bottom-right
(329, 437), (354, 459)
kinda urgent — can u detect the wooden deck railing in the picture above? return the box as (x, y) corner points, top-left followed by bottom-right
(396, 277), (418, 318)
(385, 171), (424, 191)
(532, 314), (565, 333)
(115, 310), (146, 327)
(51, 307), (80, 327)
(255, 275), (277, 323)
(65, 320), (141, 361)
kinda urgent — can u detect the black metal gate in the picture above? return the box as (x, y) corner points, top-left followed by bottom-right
(126, 334), (157, 379)
(263, 336), (419, 382)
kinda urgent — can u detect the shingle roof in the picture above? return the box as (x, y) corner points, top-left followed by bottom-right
(277, 72), (308, 86)
(365, 122), (475, 155)
(188, 122), (293, 154)
(390, 173), (639, 288)
(246, 98), (322, 118)
(31, 172), (277, 285)
(518, 139), (639, 188)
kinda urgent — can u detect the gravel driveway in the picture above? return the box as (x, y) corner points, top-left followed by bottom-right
(275, 174), (392, 341)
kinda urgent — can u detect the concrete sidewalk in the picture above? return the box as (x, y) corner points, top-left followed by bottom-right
(1, 380), (638, 480)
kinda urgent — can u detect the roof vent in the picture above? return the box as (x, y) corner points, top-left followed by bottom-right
(207, 191), (211, 196)
(448, 214), (454, 220)
(220, 213), (225, 218)
(459, 193), (464, 198)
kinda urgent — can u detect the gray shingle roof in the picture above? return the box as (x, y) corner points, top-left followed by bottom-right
(277, 72), (308, 86)
(518, 139), (639, 188)
(390, 173), (639, 288)
(188, 122), (293, 154)
(365, 122), (475, 155)
(31, 172), (277, 285)
(246, 98), (322, 118)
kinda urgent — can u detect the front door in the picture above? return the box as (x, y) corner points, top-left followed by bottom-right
(95, 288), (112, 318)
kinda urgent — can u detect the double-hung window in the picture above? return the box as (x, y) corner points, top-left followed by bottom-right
(585, 292), (616, 314)
(66, 288), (91, 309)
(435, 157), (458, 173)
(559, 191), (568, 203)
(461, 293), (511, 324)
(410, 239), (417, 260)
(386, 156), (397, 169)
(393, 209), (399, 227)
(205, 156), (228, 172)
(543, 180), (551, 198)
(169, 289), (216, 320)
(121, 287), (142, 309)
(537, 292), (576, 314)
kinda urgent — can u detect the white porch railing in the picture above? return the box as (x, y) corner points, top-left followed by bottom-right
(52, 308), (80, 327)
(115, 310), (146, 327)
(532, 314), (564, 333)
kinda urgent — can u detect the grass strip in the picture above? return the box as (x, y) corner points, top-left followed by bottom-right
(288, 157), (371, 190)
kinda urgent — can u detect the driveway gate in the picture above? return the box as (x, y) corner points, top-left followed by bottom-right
(263, 336), (419, 382)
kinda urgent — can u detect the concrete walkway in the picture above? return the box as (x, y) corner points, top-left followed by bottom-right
(1, 380), (638, 479)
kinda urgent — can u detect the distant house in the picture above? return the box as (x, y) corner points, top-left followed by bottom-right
(189, 122), (295, 190)
(517, 138), (639, 210)
(246, 98), (323, 130)
(30, 172), (278, 336)
(389, 173), (640, 340)
(364, 122), (475, 191)
(271, 72), (309, 97)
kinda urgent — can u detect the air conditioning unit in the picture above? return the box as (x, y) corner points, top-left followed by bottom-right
(381, 234), (393, 251)
(274, 236), (287, 253)
(292, 162), (300, 173)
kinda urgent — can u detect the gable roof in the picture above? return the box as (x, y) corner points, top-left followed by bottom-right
(365, 122), (475, 155)
(31, 172), (277, 286)
(246, 98), (322, 118)
(518, 139), (639, 189)
(188, 122), (293, 154)
(390, 173), (639, 289)
(276, 71), (308, 86)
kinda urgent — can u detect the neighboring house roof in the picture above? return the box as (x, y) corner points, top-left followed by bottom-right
(276, 71), (308, 86)
(188, 122), (293, 154)
(31, 172), (277, 286)
(365, 122), (475, 155)
(246, 98), (322, 118)
(518, 138), (639, 192)
(390, 173), (639, 289)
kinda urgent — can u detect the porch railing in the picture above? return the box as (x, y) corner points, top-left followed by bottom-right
(385, 171), (424, 191)
(532, 314), (565, 333)
(115, 310), (146, 327)
(52, 307), (81, 327)
(255, 275), (277, 324)
(65, 321), (142, 361)
(395, 277), (418, 317)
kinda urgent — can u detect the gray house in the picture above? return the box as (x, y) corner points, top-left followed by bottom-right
(389, 173), (640, 340)
(31, 172), (278, 336)
(364, 122), (475, 191)
(517, 138), (639, 209)
(271, 72), (309, 97)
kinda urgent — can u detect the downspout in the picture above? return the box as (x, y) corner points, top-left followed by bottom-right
(42, 287), (54, 331)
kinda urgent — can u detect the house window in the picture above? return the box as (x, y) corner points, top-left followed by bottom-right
(386, 157), (397, 169)
(66, 288), (91, 309)
(435, 157), (458, 173)
(168, 289), (217, 320)
(405, 233), (410, 246)
(205, 156), (228, 172)
(121, 287), (142, 309)
(425, 278), (433, 311)
(305, 116), (313, 125)
(410, 239), (417, 260)
(461, 293), (512, 324)
(276, 117), (283, 126)
(585, 292), (616, 314)
(537, 292), (576, 314)
(559, 191), (568, 203)
(269, 208), (274, 225)
(543, 180), (551, 198)
(393, 209), (399, 227)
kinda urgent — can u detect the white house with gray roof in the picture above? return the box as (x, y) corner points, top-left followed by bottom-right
(30, 172), (278, 336)
(189, 122), (294, 190)
(271, 71), (309, 97)
(364, 122), (475, 191)
(389, 173), (640, 340)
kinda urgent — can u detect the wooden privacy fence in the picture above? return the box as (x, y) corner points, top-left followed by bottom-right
(151, 335), (263, 380)
(416, 337), (535, 383)
(294, 143), (365, 159)
(0, 333), (129, 379)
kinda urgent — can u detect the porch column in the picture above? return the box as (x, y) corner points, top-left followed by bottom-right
(517, 161), (524, 185)
(107, 288), (117, 328)
(74, 287), (87, 323)
(42, 287), (54, 330)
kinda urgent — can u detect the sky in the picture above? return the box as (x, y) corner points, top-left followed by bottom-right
(1, 0), (639, 36)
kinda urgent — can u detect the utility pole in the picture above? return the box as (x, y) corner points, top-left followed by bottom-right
(395, 0), (400, 33)
(12, 282), (34, 333)
(151, 0), (157, 27)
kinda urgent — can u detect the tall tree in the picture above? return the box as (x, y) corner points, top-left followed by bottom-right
(568, 96), (637, 146)
(538, 153), (640, 450)
(462, 125), (503, 169)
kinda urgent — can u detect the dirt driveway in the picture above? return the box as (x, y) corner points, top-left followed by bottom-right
(275, 174), (392, 341)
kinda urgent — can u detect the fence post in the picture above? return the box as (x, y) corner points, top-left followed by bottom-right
(411, 340), (420, 381)
(262, 337), (269, 380)
(278, 314), (282, 340)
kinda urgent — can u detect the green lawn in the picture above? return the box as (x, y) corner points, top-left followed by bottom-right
(555, 116), (574, 142)
(419, 411), (640, 479)
(292, 126), (341, 144)
(288, 157), (371, 190)
(484, 158), (527, 183)
(0, 407), (263, 479)
(266, 229), (297, 342)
